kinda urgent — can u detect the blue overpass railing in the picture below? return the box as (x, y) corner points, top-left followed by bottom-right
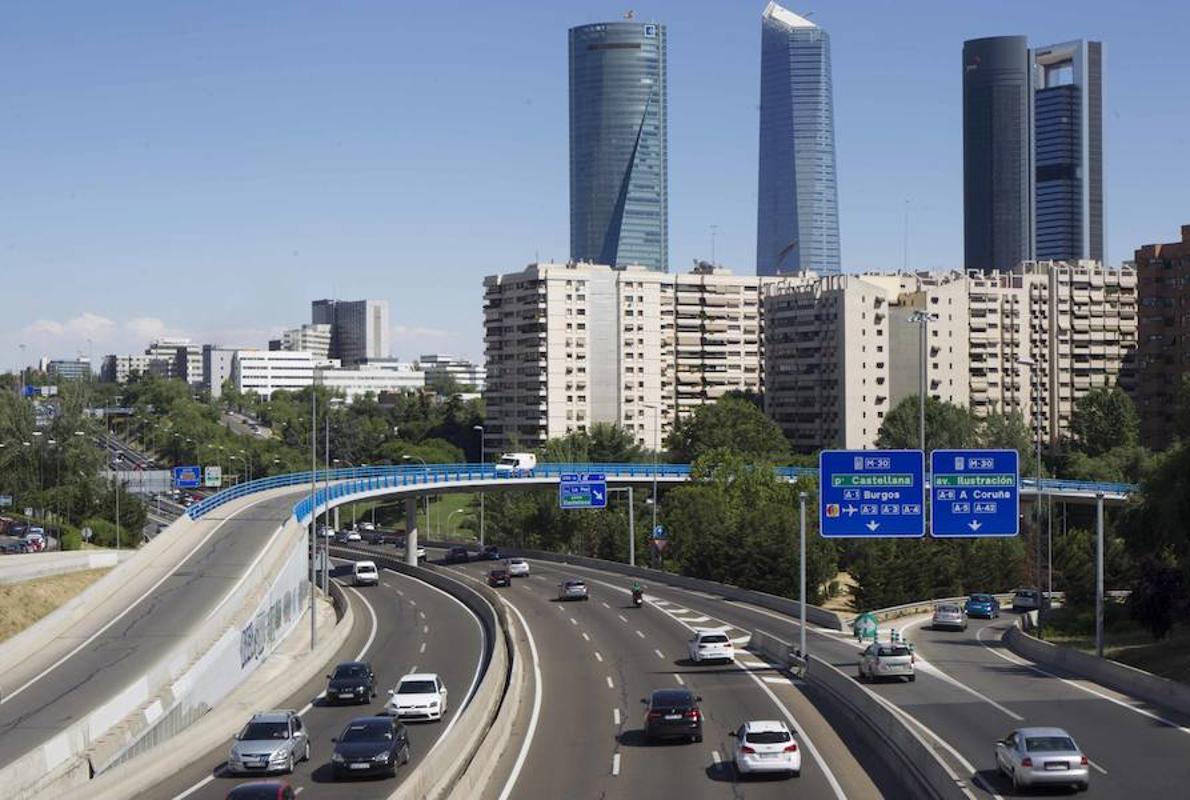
(184, 462), (1137, 523)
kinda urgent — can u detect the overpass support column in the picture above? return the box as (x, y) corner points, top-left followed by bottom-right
(406, 496), (419, 567)
(334, 507), (341, 531)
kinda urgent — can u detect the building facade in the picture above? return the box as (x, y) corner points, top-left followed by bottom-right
(418, 354), (487, 392)
(280, 323), (332, 360)
(1133, 225), (1190, 449)
(311, 299), (391, 366)
(569, 20), (668, 272)
(45, 358), (92, 381)
(314, 363), (424, 403)
(202, 345), (240, 399)
(756, 2), (840, 275)
(233, 350), (317, 400)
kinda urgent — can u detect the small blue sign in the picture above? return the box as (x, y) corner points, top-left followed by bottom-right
(173, 465), (202, 489)
(652, 524), (667, 540)
(559, 473), (608, 510)
(930, 449), (1020, 537)
(819, 450), (925, 538)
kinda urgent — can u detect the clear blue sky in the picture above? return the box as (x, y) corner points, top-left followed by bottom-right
(3, 0), (1188, 371)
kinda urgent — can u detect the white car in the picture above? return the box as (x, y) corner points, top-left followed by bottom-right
(358, 521), (376, 532)
(506, 558), (530, 577)
(858, 642), (915, 683)
(352, 561), (379, 586)
(345, 530), (362, 542)
(687, 630), (734, 664)
(386, 673), (448, 721)
(732, 720), (801, 778)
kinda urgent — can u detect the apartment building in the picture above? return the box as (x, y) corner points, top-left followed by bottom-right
(1133, 225), (1190, 448)
(278, 323), (332, 360)
(314, 363), (425, 403)
(418, 354), (487, 392)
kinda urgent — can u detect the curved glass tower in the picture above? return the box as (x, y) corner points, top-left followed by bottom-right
(756, 3), (840, 276)
(569, 21), (668, 271)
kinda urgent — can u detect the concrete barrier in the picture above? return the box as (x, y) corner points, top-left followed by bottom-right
(1005, 622), (1190, 718)
(0, 550), (131, 585)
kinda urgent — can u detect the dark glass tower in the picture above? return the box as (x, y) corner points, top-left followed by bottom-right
(569, 21), (668, 271)
(756, 2), (840, 275)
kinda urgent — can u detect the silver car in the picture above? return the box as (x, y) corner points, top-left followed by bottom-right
(995, 727), (1090, 792)
(857, 642), (915, 683)
(558, 579), (589, 601)
(932, 603), (968, 631)
(227, 710), (310, 774)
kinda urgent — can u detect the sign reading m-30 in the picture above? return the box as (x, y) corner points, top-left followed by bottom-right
(930, 449), (1020, 537)
(819, 450), (925, 538)
(558, 473), (607, 510)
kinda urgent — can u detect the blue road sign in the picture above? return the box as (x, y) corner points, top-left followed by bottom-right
(930, 449), (1019, 537)
(819, 450), (925, 538)
(173, 465), (202, 489)
(559, 473), (608, 509)
(652, 524), (667, 540)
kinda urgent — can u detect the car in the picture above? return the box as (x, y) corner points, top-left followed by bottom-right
(352, 561), (379, 586)
(224, 780), (296, 800)
(445, 546), (470, 564)
(488, 568), (511, 587)
(731, 720), (801, 778)
(385, 673), (448, 721)
(964, 593), (1001, 619)
(345, 530), (362, 542)
(932, 603), (968, 631)
(335, 531), (352, 544)
(331, 716), (410, 779)
(325, 662), (377, 705)
(642, 688), (703, 743)
(480, 545), (502, 560)
(1012, 588), (1043, 613)
(226, 710), (309, 775)
(359, 521), (376, 532)
(857, 642), (915, 683)
(365, 531), (387, 545)
(506, 557), (530, 577)
(558, 579), (589, 601)
(995, 727), (1090, 792)
(687, 629), (735, 664)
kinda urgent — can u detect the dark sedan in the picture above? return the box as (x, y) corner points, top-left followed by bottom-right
(325, 661), (377, 705)
(481, 545), (502, 560)
(225, 781), (296, 800)
(488, 569), (511, 587)
(642, 688), (703, 743)
(331, 716), (410, 779)
(445, 546), (470, 564)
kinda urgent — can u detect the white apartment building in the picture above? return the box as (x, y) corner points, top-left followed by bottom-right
(418, 354), (487, 392)
(281, 323), (332, 360)
(233, 350), (316, 400)
(314, 363), (425, 403)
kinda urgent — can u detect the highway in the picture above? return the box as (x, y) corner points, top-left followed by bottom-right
(153, 559), (487, 799)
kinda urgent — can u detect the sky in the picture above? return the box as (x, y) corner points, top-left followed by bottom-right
(3, 0), (1188, 372)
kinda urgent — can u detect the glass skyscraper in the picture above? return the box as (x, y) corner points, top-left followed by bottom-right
(756, 2), (840, 276)
(569, 20), (668, 272)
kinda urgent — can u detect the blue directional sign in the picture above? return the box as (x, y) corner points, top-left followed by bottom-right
(173, 465), (202, 489)
(819, 450), (925, 538)
(559, 473), (607, 509)
(930, 449), (1019, 537)
(652, 524), (667, 540)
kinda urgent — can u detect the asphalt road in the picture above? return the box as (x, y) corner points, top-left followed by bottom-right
(154, 560), (486, 799)
(0, 490), (304, 769)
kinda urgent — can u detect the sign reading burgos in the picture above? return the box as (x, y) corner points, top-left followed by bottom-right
(819, 450), (926, 538)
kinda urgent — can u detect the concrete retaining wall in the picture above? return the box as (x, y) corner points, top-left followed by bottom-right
(0, 550), (131, 585)
(1005, 623), (1190, 717)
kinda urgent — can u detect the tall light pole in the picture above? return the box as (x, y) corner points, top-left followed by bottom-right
(473, 425), (485, 548)
(907, 311), (939, 454)
(644, 403), (660, 549)
(308, 384), (317, 651)
(799, 491), (807, 661)
(1017, 356), (1044, 638)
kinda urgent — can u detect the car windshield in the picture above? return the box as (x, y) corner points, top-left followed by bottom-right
(700, 634), (730, 644)
(340, 721), (391, 742)
(937, 605), (960, 614)
(969, 594), (992, 603)
(334, 664), (368, 679)
(652, 692), (693, 708)
(398, 680), (438, 694)
(878, 645), (912, 657)
(566, 581), (585, 588)
(1017, 590), (1038, 598)
(239, 721), (289, 740)
(510, 559), (526, 565)
(499, 456), (517, 466)
(745, 730), (791, 744)
(229, 788), (287, 800)
(1026, 736), (1077, 752)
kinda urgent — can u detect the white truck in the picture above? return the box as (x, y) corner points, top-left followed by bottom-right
(494, 453), (537, 476)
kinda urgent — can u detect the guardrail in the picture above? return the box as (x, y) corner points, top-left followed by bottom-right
(187, 462), (1136, 521)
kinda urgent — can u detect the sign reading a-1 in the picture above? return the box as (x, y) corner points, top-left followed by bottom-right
(930, 449), (1019, 537)
(819, 450), (925, 538)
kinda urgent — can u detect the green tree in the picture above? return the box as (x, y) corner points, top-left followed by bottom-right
(666, 397), (790, 464)
(979, 411), (1037, 475)
(539, 423), (643, 464)
(876, 397), (979, 451)
(1129, 557), (1188, 640)
(1068, 387), (1139, 457)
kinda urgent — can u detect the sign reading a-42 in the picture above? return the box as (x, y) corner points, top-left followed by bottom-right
(819, 450), (925, 538)
(930, 449), (1019, 537)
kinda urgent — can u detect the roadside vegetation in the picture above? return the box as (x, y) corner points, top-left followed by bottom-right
(0, 567), (112, 642)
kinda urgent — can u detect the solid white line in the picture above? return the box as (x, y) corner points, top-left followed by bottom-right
(912, 658), (1024, 721)
(613, 707), (621, 726)
(674, 674), (685, 686)
(494, 596), (543, 800)
(1089, 759), (1108, 775)
(618, 614), (628, 623)
(606, 675), (615, 688)
(611, 752), (621, 776)
(582, 632), (591, 641)
(419, 642), (427, 654)
(635, 630), (645, 639)
(682, 615), (711, 623)
(595, 651), (604, 662)
(654, 649), (665, 659)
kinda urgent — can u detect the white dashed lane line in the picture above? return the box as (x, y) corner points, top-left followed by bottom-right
(654, 649), (665, 659)
(613, 707), (621, 726)
(674, 674), (685, 686)
(635, 630), (645, 639)
(419, 642), (427, 654)
(618, 614), (628, 623)
(594, 651), (604, 662)
(611, 752), (621, 776)
(606, 676), (615, 689)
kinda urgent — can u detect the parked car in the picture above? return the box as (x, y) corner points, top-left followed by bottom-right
(352, 561), (379, 586)
(331, 716), (410, 779)
(488, 568), (511, 587)
(226, 710), (309, 775)
(494, 452), (537, 476)
(642, 688), (703, 743)
(931, 603), (968, 631)
(224, 781), (296, 800)
(557, 579), (589, 601)
(506, 557), (530, 577)
(385, 673), (448, 721)
(1011, 588), (1043, 613)
(687, 630), (735, 664)
(325, 662), (377, 705)
(857, 642), (915, 683)
(964, 593), (1001, 619)
(994, 727), (1090, 792)
(445, 546), (470, 564)
(358, 521), (376, 532)
(731, 720), (801, 778)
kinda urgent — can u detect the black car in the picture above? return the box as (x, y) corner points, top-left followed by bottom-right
(365, 532), (387, 546)
(481, 545), (502, 561)
(488, 569), (511, 587)
(331, 716), (410, 779)
(325, 661), (377, 705)
(642, 688), (703, 743)
(225, 781), (296, 800)
(445, 546), (470, 564)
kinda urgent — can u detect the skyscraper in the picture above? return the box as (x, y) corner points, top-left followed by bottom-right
(756, 3), (841, 276)
(569, 20), (668, 272)
(963, 36), (1103, 271)
(311, 299), (391, 366)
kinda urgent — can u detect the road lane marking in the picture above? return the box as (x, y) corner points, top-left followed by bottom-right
(912, 658), (1023, 721)
(582, 632), (590, 641)
(595, 651), (604, 662)
(494, 596), (542, 800)
(711, 750), (721, 764)
(409, 599), (417, 606)
(613, 707), (621, 726)
(618, 614), (628, 623)
(606, 676), (615, 688)
(654, 649), (665, 659)
(674, 674), (685, 685)
(635, 630), (645, 639)
(682, 615), (711, 623)
(611, 752), (620, 776)
(1089, 759), (1108, 775)
(601, 601), (611, 609)
(419, 642), (427, 654)
(423, 625), (429, 634)
(418, 610), (426, 619)
(569, 617), (578, 626)
(762, 676), (787, 685)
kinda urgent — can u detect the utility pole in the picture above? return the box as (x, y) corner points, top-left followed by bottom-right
(309, 386), (317, 651)
(1095, 492), (1105, 658)
(799, 491), (807, 660)
(473, 425), (485, 548)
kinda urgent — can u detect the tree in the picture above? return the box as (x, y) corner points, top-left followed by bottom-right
(1068, 387), (1139, 457)
(979, 411), (1037, 475)
(539, 424), (643, 464)
(876, 397), (979, 451)
(1129, 558), (1188, 640)
(666, 397), (790, 464)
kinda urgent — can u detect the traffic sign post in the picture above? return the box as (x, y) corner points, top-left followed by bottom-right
(819, 450), (925, 538)
(929, 449), (1020, 537)
(173, 465), (202, 489)
(558, 473), (608, 510)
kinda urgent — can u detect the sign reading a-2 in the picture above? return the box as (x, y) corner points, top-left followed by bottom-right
(930, 449), (1019, 537)
(819, 450), (925, 538)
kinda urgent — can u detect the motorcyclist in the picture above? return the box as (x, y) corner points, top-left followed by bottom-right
(631, 581), (644, 605)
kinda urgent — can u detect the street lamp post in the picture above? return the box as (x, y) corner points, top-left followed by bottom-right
(1018, 356), (1045, 638)
(473, 425), (485, 548)
(907, 311), (939, 454)
(644, 403), (661, 554)
(308, 384), (317, 651)
(799, 491), (807, 660)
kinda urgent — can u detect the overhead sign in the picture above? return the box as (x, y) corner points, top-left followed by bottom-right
(204, 465), (223, 488)
(930, 449), (1020, 537)
(819, 450), (925, 538)
(0, 495), (11, 507)
(173, 465), (202, 489)
(652, 524), (667, 540)
(558, 473), (607, 510)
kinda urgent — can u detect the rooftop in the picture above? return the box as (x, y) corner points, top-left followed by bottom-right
(763, 2), (816, 29)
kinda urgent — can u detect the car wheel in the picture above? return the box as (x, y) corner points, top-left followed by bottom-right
(908, 674), (916, 682)
(1011, 768), (1023, 792)
(285, 752), (295, 774)
(693, 733), (703, 743)
(1077, 783), (1089, 792)
(791, 770), (801, 778)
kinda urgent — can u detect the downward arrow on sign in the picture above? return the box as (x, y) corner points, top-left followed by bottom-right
(968, 520), (982, 531)
(865, 520), (880, 532)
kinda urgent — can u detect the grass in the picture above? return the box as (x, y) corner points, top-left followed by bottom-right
(339, 492), (478, 540)
(1040, 604), (1190, 686)
(0, 568), (112, 643)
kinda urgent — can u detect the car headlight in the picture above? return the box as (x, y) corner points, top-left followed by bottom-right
(332, 752), (345, 763)
(373, 752), (390, 762)
(272, 748), (288, 760)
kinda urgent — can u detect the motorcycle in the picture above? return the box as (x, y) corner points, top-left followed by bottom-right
(631, 589), (643, 608)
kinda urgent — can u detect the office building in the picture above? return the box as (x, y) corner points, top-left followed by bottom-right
(418, 355), (487, 392)
(45, 358), (92, 381)
(314, 363), (425, 403)
(100, 354), (155, 383)
(569, 19), (668, 272)
(233, 350), (317, 400)
(311, 299), (391, 366)
(1133, 225), (1190, 449)
(202, 345), (240, 399)
(280, 323), (332, 361)
(172, 343), (205, 387)
(756, 3), (840, 275)
(963, 36), (1103, 271)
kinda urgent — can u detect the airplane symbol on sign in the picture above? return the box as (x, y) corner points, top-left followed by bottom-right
(843, 504), (858, 516)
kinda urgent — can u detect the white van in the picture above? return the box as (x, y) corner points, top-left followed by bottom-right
(494, 453), (537, 476)
(352, 561), (379, 586)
